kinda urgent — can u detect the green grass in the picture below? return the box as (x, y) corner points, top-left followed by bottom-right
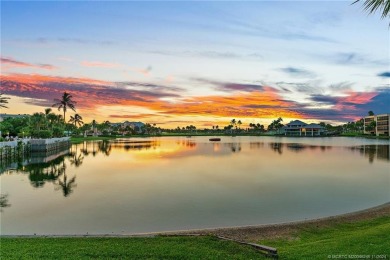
(0, 236), (266, 260)
(1, 217), (389, 259)
(260, 216), (390, 259)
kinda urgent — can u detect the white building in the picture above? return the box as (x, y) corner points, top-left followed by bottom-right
(280, 120), (325, 136)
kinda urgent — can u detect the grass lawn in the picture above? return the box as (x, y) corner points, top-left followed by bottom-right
(260, 216), (390, 259)
(0, 236), (266, 260)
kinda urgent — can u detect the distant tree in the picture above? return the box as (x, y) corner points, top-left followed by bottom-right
(368, 111), (375, 116)
(0, 93), (10, 108)
(69, 114), (84, 127)
(268, 117), (284, 131)
(30, 113), (47, 132)
(366, 120), (377, 133)
(52, 92), (76, 122)
(237, 120), (242, 129)
(353, 0), (390, 19)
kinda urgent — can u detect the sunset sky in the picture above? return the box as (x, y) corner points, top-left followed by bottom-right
(1, 1), (389, 128)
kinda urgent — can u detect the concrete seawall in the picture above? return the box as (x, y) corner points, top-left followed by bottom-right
(29, 137), (71, 152)
(0, 137), (70, 161)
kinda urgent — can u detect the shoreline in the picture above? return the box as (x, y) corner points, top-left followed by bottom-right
(70, 134), (390, 144)
(2, 202), (389, 240)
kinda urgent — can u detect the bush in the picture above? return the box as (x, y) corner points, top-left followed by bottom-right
(52, 126), (65, 137)
(32, 130), (53, 138)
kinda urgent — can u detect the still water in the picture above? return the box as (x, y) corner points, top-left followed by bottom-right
(1, 136), (389, 235)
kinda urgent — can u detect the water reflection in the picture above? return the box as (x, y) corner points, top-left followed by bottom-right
(226, 142), (241, 152)
(267, 142), (333, 155)
(111, 140), (160, 151)
(1, 137), (389, 235)
(0, 149), (78, 197)
(55, 171), (77, 197)
(0, 193), (11, 211)
(1, 139), (389, 199)
(349, 145), (390, 163)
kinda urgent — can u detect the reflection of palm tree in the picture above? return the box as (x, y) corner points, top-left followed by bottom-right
(69, 154), (84, 168)
(81, 141), (90, 156)
(55, 173), (77, 197)
(24, 157), (65, 188)
(0, 193), (11, 211)
(270, 143), (283, 154)
(92, 141), (97, 156)
(98, 141), (112, 156)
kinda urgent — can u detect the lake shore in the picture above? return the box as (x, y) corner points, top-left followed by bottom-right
(168, 202), (390, 242)
(3, 202), (389, 240)
(70, 134), (390, 144)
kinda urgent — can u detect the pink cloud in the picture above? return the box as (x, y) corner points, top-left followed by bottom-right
(1, 56), (57, 70)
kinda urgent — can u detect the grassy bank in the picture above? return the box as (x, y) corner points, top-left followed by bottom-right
(0, 236), (265, 259)
(260, 216), (390, 259)
(1, 215), (389, 259)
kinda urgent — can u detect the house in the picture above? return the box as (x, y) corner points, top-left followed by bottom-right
(0, 113), (29, 122)
(109, 121), (145, 134)
(280, 120), (325, 136)
(363, 114), (389, 136)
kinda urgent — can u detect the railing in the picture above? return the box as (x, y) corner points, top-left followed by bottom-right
(0, 139), (30, 148)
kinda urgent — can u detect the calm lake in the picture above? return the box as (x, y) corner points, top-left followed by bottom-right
(1, 136), (389, 235)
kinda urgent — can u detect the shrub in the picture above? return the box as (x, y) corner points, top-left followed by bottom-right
(32, 130), (53, 138)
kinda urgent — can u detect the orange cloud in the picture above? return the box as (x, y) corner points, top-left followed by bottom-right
(2, 72), (384, 126)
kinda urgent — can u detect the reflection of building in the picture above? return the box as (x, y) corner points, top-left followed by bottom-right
(353, 145), (390, 163)
(280, 120), (325, 136)
(363, 114), (389, 136)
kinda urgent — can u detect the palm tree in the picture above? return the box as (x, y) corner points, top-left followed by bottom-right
(230, 119), (237, 135)
(44, 108), (52, 116)
(0, 93), (10, 108)
(353, 0), (390, 19)
(52, 92), (76, 123)
(91, 119), (97, 136)
(69, 114), (84, 127)
(237, 120), (242, 129)
(30, 113), (46, 131)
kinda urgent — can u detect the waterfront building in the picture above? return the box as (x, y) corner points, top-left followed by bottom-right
(363, 114), (389, 136)
(280, 120), (325, 136)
